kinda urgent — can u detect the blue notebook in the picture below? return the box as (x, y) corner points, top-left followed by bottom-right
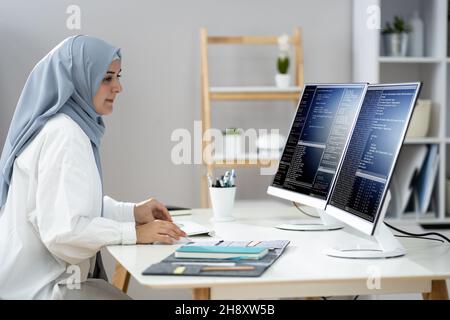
(175, 245), (268, 260)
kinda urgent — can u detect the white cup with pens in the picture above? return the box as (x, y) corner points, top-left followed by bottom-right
(208, 170), (236, 222)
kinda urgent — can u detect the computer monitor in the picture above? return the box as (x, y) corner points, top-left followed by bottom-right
(325, 82), (422, 259)
(267, 83), (368, 230)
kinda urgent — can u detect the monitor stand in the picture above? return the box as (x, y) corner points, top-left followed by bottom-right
(324, 191), (406, 259)
(275, 208), (344, 231)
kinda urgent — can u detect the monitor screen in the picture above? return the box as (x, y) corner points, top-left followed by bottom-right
(328, 83), (421, 227)
(268, 84), (367, 209)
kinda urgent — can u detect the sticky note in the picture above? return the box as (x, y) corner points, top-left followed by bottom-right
(173, 266), (186, 274)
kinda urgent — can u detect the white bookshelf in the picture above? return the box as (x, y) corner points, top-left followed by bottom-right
(353, 0), (449, 221)
(404, 137), (442, 144)
(379, 57), (442, 63)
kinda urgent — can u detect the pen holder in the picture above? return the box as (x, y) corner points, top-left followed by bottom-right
(209, 186), (236, 222)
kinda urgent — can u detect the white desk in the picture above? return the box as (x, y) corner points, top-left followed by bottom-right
(107, 201), (450, 300)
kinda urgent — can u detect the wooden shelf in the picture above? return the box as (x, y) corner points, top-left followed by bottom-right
(210, 86), (301, 101)
(200, 27), (304, 207)
(208, 159), (279, 168)
(379, 56), (442, 63)
(211, 153), (279, 168)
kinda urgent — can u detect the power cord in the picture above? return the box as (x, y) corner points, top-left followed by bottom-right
(394, 235), (444, 244)
(318, 223), (449, 302)
(293, 202), (320, 218)
(292, 203), (450, 243)
(384, 221), (450, 243)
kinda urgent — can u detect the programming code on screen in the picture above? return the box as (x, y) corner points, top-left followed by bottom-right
(271, 85), (365, 200)
(329, 85), (419, 221)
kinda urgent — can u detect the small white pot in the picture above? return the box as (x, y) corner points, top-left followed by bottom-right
(383, 33), (409, 57)
(224, 134), (243, 159)
(275, 74), (291, 88)
(209, 187), (236, 222)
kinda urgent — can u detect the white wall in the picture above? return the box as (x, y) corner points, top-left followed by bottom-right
(0, 0), (352, 299)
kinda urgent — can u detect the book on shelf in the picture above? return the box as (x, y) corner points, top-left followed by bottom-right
(416, 145), (439, 215)
(388, 145), (428, 217)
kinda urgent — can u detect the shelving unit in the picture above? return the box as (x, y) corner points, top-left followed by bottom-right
(209, 86), (301, 100)
(404, 137), (442, 144)
(199, 28), (304, 207)
(379, 57), (442, 63)
(353, 0), (450, 221)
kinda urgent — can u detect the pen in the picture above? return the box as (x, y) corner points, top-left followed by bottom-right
(223, 171), (230, 186)
(207, 174), (213, 187)
(209, 170), (237, 188)
(172, 262), (236, 267)
(230, 169), (236, 187)
(201, 266), (255, 272)
(225, 174), (231, 187)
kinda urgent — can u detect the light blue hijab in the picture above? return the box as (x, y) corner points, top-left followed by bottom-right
(0, 35), (121, 212)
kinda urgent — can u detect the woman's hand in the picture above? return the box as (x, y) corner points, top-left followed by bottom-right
(135, 220), (187, 244)
(134, 198), (172, 225)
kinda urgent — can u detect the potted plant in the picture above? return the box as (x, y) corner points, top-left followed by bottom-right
(223, 127), (243, 160)
(275, 34), (290, 88)
(382, 16), (411, 57)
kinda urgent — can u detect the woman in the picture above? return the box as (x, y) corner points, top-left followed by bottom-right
(0, 35), (186, 299)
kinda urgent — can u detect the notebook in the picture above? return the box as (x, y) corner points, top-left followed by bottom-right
(167, 205), (192, 216)
(170, 210), (192, 217)
(175, 245), (268, 260)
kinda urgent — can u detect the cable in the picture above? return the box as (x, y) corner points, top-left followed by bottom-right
(292, 202), (320, 218)
(384, 221), (450, 243)
(319, 225), (448, 302)
(394, 235), (444, 244)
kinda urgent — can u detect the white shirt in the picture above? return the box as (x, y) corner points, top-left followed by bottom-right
(0, 114), (137, 299)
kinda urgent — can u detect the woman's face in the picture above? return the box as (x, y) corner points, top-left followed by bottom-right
(93, 59), (122, 115)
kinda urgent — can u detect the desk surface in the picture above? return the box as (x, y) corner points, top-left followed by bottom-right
(107, 201), (450, 299)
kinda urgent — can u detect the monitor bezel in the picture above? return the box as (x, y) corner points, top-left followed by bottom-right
(325, 82), (422, 236)
(267, 83), (369, 211)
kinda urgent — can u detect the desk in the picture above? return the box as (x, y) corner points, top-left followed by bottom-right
(107, 201), (450, 300)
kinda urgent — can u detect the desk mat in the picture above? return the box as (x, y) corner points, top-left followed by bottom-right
(142, 240), (290, 277)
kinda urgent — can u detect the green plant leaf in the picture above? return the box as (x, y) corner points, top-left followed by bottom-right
(277, 56), (289, 74)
